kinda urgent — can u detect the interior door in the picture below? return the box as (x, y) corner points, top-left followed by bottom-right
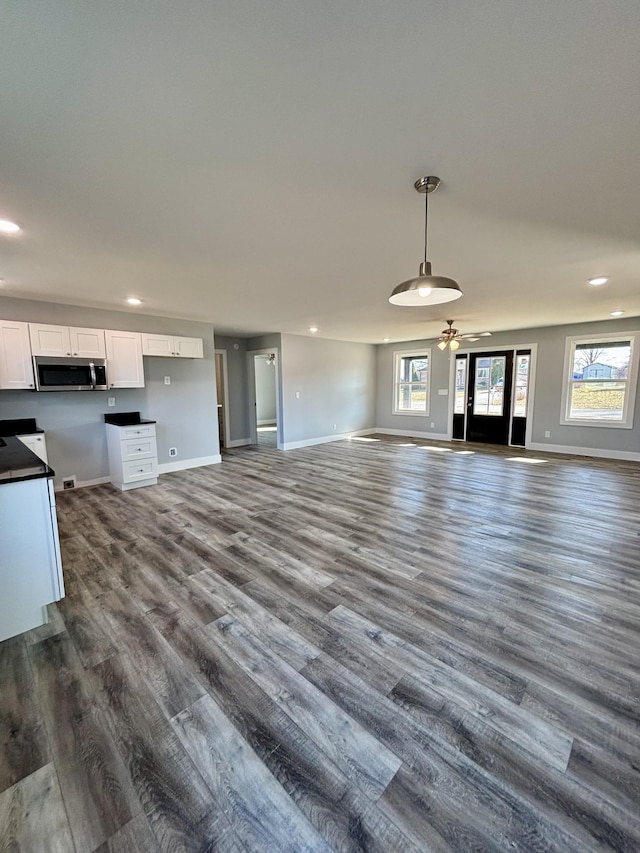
(466, 351), (514, 444)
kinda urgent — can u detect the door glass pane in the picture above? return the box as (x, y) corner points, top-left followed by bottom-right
(473, 356), (506, 416)
(454, 358), (466, 414)
(513, 354), (530, 416)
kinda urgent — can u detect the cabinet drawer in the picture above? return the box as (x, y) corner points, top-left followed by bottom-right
(123, 458), (158, 483)
(121, 437), (156, 461)
(120, 424), (156, 440)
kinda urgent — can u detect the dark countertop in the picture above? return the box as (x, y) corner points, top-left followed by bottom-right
(0, 418), (44, 436)
(104, 411), (156, 426)
(0, 436), (55, 484)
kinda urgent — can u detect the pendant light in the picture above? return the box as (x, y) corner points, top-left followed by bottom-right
(389, 177), (463, 306)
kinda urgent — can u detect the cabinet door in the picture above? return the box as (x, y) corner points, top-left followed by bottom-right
(141, 333), (175, 357)
(69, 327), (106, 358)
(105, 330), (145, 388)
(0, 320), (35, 389)
(17, 433), (48, 464)
(175, 336), (204, 358)
(29, 324), (72, 356)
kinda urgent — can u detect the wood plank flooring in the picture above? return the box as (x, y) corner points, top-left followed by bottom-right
(1, 434), (640, 852)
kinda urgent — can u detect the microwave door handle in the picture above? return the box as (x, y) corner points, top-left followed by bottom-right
(89, 362), (97, 389)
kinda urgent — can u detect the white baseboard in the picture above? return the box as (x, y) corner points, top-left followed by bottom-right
(281, 428), (376, 451)
(158, 454), (222, 474)
(226, 438), (252, 448)
(529, 442), (640, 462)
(374, 427), (451, 441)
(54, 475), (111, 492)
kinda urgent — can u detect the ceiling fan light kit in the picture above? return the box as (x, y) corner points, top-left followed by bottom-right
(389, 176), (463, 306)
(436, 320), (492, 351)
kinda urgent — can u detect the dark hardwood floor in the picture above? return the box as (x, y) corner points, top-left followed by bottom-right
(1, 434), (640, 852)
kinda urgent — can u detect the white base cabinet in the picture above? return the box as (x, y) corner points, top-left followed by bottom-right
(17, 433), (48, 464)
(106, 422), (158, 491)
(0, 476), (64, 642)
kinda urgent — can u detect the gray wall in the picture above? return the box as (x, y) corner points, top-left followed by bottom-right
(0, 296), (219, 487)
(280, 334), (376, 446)
(376, 315), (640, 455)
(254, 356), (277, 423)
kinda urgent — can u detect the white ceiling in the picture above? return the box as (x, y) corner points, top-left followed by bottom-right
(1, 1), (639, 343)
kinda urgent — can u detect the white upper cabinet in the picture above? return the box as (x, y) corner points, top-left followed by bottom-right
(29, 323), (106, 358)
(0, 320), (35, 390)
(105, 330), (145, 388)
(141, 333), (203, 358)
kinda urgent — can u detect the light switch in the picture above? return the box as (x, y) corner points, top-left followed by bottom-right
(108, 397), (116, 407)
(164, 376), (171, 385)
(438, 388), (449, 396)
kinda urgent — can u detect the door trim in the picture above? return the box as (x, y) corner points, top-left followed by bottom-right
(246, 348), (283, 450)
(447, 342), (538, 448)
(214, 349), (231, 452)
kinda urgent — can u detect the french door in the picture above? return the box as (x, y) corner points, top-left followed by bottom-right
(453, 349), (531, 446)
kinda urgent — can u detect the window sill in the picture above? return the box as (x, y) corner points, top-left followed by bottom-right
(392, 410), (430, 417)
(559, 419), (632, 429)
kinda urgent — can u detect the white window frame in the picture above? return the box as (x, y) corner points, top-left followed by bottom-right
(393, 349), (431, 416)
(560, 332), (639, 429)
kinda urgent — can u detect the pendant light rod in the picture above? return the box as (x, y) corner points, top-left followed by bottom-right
(389, 176), (462, 306)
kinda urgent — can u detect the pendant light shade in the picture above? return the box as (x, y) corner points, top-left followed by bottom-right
(389, 177), (462, 306)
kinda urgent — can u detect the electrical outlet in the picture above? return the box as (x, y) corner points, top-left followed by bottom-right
(333, 423), (337, 431)
(544, 430), (551, 438)
(108, 397), (116, 407)
(164, 376), (171, 385)
(295, 391), (300, 399)
(169, 447), (177, 457)
(431, 422), (435, 428)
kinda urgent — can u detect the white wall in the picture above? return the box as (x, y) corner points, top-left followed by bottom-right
(0, 296), (219, 487)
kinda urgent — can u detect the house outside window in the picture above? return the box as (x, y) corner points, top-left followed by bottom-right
(561, 333), (639, 428)
(393, 350), (430, 415)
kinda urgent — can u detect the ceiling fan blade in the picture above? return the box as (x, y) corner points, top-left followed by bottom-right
(458, 331), (492, 339)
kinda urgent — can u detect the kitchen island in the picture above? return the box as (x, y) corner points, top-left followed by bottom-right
(0, 436), (64, 642)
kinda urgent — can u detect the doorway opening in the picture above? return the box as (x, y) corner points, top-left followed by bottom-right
(249, 350), (280, 448)
(214, 350), (230, 450)
(452, 348), (532, 446)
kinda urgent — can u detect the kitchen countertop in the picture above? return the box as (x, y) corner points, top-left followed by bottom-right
(0, 436), (55, 484)
(0, 418), (45, 436)
(104, 411), (156, 426)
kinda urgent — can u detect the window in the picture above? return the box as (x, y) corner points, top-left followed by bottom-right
(561, 333), (639, 428)
(393, 350), (430, 415)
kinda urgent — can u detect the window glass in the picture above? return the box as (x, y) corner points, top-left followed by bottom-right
(393, 351), (430, 414)
(473, 355), (505, 416)
(513, 354), (530, 417)
(561, 334), (638, 428)
(454, 358), (466, 414)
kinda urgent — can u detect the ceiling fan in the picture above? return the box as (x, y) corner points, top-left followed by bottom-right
(436, 320), (492, 351)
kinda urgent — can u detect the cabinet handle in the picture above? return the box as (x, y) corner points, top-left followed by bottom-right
(29, 383), (33, 387)
(73, 352), (77, 356)
(67, 352), (71, 356)
(139, 468), (144, 473)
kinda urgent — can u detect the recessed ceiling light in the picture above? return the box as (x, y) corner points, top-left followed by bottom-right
(587, 276), (609, 286)
(610, 310), (625, 317)
(309, 326), (318, 333)
(383, 337), (390, 343)
(0, 219), (21, 234)
(126, 297), (142, 305)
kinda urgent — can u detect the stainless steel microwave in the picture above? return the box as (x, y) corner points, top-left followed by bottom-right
(33, 356), (109, 391)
